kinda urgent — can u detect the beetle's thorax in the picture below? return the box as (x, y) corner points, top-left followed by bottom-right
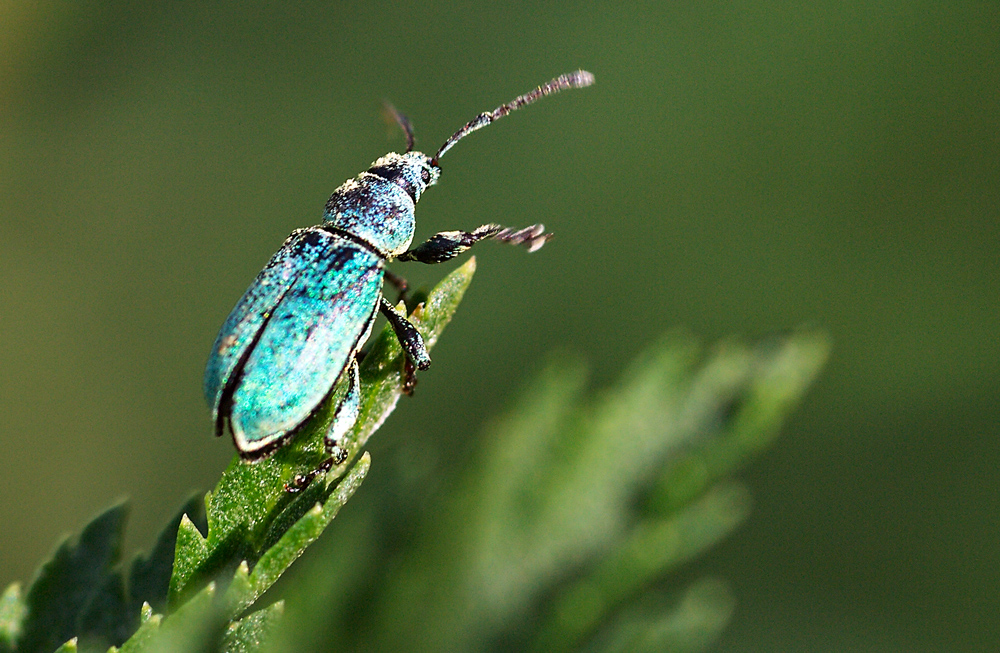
(323, 151), (441, 258)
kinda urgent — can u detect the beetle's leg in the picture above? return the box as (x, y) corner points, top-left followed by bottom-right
(397, 223), (552, 264)
(324, 357), (361, 457)
(380, 297), (431, 370)
(382, 268), (410, 303)
(286, 359), (360, 493)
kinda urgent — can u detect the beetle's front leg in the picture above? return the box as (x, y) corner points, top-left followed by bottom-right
(397, 223), (551, 264)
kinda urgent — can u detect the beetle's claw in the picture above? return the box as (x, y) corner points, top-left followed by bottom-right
(402, 357), (418, 396)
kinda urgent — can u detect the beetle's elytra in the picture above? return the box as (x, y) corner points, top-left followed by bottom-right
(204, 70), (594, 480)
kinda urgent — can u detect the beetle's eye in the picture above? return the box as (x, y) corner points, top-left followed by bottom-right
(421, 168), (431, 184)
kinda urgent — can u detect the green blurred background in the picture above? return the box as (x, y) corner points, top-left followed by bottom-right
(1, 2), (997, 650)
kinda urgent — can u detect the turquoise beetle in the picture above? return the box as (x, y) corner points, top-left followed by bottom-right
(204, 71), (594, 476)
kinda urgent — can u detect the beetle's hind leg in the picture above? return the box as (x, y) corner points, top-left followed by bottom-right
(324, 358), (361, 459)
(286, 358), (361, 492)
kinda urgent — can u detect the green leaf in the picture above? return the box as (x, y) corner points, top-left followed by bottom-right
(6, 256), (826, 653)
(218, 454), (369, 619)
(129, 495), (206, 616)
(220, 602), (284, 653)
(123, 583), (225, 653)
(120, 453), (366, 653)
(115, 604), (163, 653)
(165, 258), (476, 608)
(645, 329), (832, 514)
(76, 570), (128, 651)
(2, 495), (210, 653)
(16, 503), (128, 653)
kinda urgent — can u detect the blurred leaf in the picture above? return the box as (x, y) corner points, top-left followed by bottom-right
(0, 583), (26, 652)
(51, 639), (77, 653)
(1, 495), (216, 653)
(0, 496), (203, 653)
(75, 571), (128, 651)
(531, 482), (751, 651)
(267, 329), (828, 652)
(579, 578), (735, 653)
(15, 502), (127, 653)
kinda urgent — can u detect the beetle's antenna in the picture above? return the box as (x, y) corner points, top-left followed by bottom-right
(383, 102), (416, 152)
(433, 70), (594, 162)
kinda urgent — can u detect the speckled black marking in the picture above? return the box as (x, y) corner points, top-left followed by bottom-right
(367, 166), (418, 202)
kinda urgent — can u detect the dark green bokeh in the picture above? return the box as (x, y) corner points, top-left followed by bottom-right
(1, 2), (996, 650)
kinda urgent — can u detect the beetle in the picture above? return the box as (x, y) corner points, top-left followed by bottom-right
(204, 70), (594, 479)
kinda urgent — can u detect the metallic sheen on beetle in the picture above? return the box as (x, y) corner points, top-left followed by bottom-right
(204, 70), (594, 476)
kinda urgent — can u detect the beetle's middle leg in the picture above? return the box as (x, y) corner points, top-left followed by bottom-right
(397, 223), (551, 264)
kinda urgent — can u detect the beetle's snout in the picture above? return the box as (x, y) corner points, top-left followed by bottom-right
(424, 157), (441, 188)
(400, 151), (439, 192)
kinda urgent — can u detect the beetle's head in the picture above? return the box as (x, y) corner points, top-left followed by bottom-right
(366, 151), (440, 203)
